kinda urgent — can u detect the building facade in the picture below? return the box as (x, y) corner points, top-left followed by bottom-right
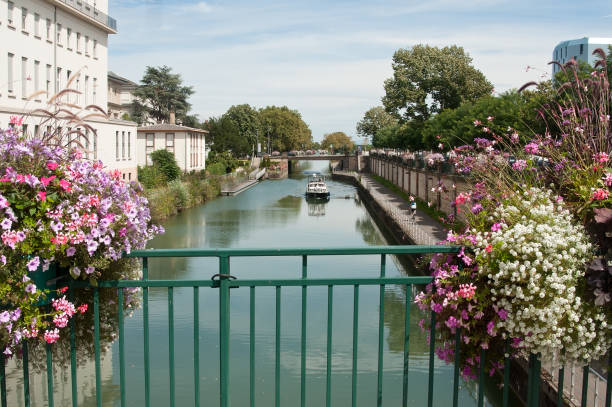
(137, 121), (207, 172)
(0, 0), (138, 181)
(107, 71), (137, 120)
(552, 37), (612, 75)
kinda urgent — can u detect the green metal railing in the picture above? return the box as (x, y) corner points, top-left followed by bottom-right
(1, 246), (610, 407)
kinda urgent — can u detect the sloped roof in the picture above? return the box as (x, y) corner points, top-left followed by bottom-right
(137, 123), (208, 133)
(108, 71), (138, 87)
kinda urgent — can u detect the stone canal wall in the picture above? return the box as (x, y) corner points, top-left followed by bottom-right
(367, 155), (471, 222)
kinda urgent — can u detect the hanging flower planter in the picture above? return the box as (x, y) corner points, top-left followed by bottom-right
(26, 261), (69, 306)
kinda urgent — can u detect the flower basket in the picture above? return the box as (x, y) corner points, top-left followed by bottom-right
(27, 262), (68, 306)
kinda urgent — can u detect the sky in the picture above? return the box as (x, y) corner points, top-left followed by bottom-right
(108, 0), (612, 142)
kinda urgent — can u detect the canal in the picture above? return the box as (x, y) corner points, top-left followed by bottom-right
(8, 161), (500, 406)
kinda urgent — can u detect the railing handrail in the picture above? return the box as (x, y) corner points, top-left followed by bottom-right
(126, 245), (460, 258)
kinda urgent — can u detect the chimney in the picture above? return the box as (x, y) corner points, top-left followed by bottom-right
(169, 111), (176, 125)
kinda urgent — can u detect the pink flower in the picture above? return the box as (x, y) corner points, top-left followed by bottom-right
(37, 191), (46, 201)
(59, 179), (72, 192)
(487, 320), (496, 336)
(44, 328), (60, 344)
(512, 160), (527, 171)
(77, 304), (88, 314)
(455, 192), (470, 205)
(525, 142), (539, 154)
(491, 223), (502, 232)
(487, 116), (494, 121)
(445, 316), (460, 331)
(604, 173), (612, 187)
(591, 188), (609, 201)
(485, 244), (492, 253)
(473, 120), (481, 126)
(497, 308), (508, 321)
(40, 175), (56, 187)
(9, 116), (23, 126)
(593, 152), (609, 163)
(47, 161), (58, 171)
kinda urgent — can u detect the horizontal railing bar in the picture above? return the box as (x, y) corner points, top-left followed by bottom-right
(126, 245), (460, 258)
(71, 277), (433, 288)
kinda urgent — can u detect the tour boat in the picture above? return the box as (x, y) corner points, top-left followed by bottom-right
(305, 174), (330, 199)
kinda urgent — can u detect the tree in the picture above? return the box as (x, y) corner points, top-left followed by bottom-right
(356, 106), (398, 140)
(223, 104), (261, 151)
(259, 106), (312, 152)
(204, 116), (251, 156)
(382, 45), (493, 123)
(133, 66), (194, 124)
(321, 132), (354, 153)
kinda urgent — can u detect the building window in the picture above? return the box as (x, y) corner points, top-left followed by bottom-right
(34, 13), (40, 37)
(122, 131), (126, 159)
(84, 76), (89, 105)
(115, 131), (120, 160)
(128, 131), (131, 158)
(75, 78), (80, 104)
(7, 2), (14, 26)
(76, 33), (81, 53)
(93, 132), (98, 159)
(21, 7), (27, 31)
(93, 78), (97, 104)
(67, 28), (71, 49)
(580, 44), (584, 55)
(56, 67), (61, 92)
(46, 19), (51, 40)
(146, 133), (155, 165)
(46, 64), (51, 95)
(34, 60), (40, 94)
(56, 23), (62, 45)
(7, 53), (14, 94)
(22, 124), (28, 136)
(21, 57), (27, 98)
(166, 133), (175, 153)
(84, 130), (90, 159)
(93, 40), (97, 58)
(85, 36), (90, 56)
(34, 125), (39, 136)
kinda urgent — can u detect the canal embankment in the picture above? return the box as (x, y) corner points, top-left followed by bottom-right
(332, 170), (447, 246)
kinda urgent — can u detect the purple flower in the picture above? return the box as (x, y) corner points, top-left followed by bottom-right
(11, 308), (21, 321)
(85, 266), (95, 275)
(0, 218), (11, 230)
(470, 203), (483, 214)
(50, 221), (64, 233)
(66, 247), (76, 257)
(86, 239), (99, 255)
(25, 284), (37, 294)
(497, 308), (508, 321)
(0, 255), (5, 265)
(0, 311), (10, 323)
(27, 257), (40, 272)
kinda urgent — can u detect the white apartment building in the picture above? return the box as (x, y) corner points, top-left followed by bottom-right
(0, 0), (138, 182)
(552, 37), (612, 75)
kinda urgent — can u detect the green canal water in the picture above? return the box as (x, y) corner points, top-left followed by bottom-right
(8, 161), (503, 406)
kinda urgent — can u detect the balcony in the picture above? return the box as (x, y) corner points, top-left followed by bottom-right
(52, 0), (117, 33)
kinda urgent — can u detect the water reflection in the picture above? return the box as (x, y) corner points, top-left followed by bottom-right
(307, 200), (328, 217)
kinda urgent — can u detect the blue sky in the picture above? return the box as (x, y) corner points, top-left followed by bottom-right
(108, 0), (612, 142)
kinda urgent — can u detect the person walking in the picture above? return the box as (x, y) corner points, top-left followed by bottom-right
(409, 196), (417, 222)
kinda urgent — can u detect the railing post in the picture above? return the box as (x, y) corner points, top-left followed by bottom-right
(527, 353), (541, 407)
(219, 256), (231, 407)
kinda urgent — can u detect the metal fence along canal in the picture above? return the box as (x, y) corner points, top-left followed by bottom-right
(1, 246), (611, 407)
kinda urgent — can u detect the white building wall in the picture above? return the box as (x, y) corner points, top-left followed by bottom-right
(0, 0), (136, 181)
(137, 130), (206, 172)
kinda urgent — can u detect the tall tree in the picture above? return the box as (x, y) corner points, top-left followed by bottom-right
(132, 66), (194, 124)
(382, 45), (493, 123)
(223, 104), (261, 150)
(259, 106), (312, 152)
(356, 106), (398, 140)
(204, 116), (251, 156)
(321, 132), (354, 153)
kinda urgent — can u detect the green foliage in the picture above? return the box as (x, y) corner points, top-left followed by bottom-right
(133, 65), (194, 124)
(121, 113), (131, 121)
(321, 132), (354, 153)
(150, 149), (181, 182)
(259, 106), (312, 152)
(206, 151), (239, 175)
(356, 106), (398, 139)
(224, 104), (261, 148)
(260, 156), (271, 168)
(137, 165), (166, 189)
(382, 44), (493, 123)
(168, 179), (190, 210)
(205, 116), (251, 156)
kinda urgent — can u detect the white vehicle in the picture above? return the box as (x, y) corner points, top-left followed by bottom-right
(305, 174), (330, 199)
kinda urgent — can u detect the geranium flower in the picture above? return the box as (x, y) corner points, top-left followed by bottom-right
(591, 188), (609, 201)
(46, 161), (58, 170)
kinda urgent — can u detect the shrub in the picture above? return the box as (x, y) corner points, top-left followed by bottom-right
(150, 149), (181, 182)
(168, 180), (190, 211)
(138, 165), (166, 189)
